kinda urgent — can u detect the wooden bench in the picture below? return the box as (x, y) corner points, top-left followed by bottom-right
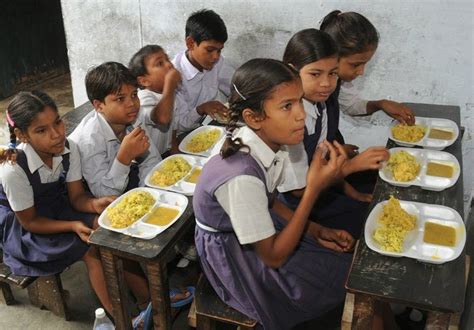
(193, 275), (257, 330)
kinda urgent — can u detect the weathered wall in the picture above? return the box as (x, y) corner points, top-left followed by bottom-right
(61, 0), (473, 211)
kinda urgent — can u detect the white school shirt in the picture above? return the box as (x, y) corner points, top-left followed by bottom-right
(213, 126), (289, 245)
(137, 88), (174, 155)
(303, 99), (328, 144)
(338, 81), (369, 116)
(172, 50), (234, 132)
(0, 139), (82, 212)
(69, 111), (161, 197)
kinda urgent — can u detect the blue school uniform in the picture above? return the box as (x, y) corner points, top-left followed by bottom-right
(0, 145), (94, 276)
(194, 151), (351, 330)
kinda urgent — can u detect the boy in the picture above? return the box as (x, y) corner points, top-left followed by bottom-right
(129, 45), (184, 155)
(69, 62), (161, 197)
(172, 9), (234, 130)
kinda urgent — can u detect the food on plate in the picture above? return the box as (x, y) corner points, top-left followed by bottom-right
(428, 128), (454, 140)
(391, 124), (426, 142)
(426, 162), (454, 178)
(150, 157), (191, 186)
(107, 191), (155, 228)
(372, 196), (417, 252)
(386, 150), (420, 182)
(145, 206), (180, 226)
(185, 128), (221, 153)
(184, 168), (202, 184)
(423, 221), (456, 247)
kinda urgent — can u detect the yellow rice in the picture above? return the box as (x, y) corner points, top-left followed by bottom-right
(185, 129), (221, 153)
(386, 150), (421, 182)
(373, 196), (417, 252)
(150, 157), (191, 186)
(107, 191), (155, 228)
(391, 124), (426, 142)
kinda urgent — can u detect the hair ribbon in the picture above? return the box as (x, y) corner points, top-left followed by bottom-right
(5, 110), (15, 127)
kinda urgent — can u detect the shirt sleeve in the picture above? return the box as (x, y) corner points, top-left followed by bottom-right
(277, 143), (308, 193)
(0, 164), (34, 211)
(338, 82), (369, 116)
(138, 91), (160, 126)
(173, 92), (202, 133)
(217, 57), (234, 97)
(65, 139), (84, 182)
(215, 175), (276, 245)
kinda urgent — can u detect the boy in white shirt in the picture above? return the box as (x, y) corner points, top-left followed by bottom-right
(172, 9), (234, 131)
(129, 45), (183, 155)
(70, 62), (161, 197)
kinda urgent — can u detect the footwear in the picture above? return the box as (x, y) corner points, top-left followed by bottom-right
(170, 286), (195, 308)
(133, 302), (152, 330)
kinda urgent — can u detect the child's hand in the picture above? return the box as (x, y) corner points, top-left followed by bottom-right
(72, 221), (93, 243)
(343, 144), (359, 158)
(164, 67), (182, 91)
(312, 225), (355, 252)
(343, 181), (373, 203)
(92, 195), (117, 214)
(383, 101), (415, 125)
(118, 127), (150, 165)
(196, 101), (228, 120)
(346, 146), (389, 173)
(307, 140), (348, 191)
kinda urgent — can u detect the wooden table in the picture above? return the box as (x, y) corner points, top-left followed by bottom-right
(344, 103), (466, 328)
(89, 197), (195, 330)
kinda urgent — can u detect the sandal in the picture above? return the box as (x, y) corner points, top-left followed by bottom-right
(133, 302), (152, 330)
(170, 286), (195, 308)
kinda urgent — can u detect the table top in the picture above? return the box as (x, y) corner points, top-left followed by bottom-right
(89, 196), (195, 261)
(345, 103), (466, 313)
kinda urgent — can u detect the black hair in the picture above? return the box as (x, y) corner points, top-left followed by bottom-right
(283, 28), (339, 70)
(129, 45), (165, 80)
(85, 61), (138, 103)
(221, 58), (299, 158)
(1, 90), (58, 163)
(320, 10), (379, 57)
(185, 9), (228, 44)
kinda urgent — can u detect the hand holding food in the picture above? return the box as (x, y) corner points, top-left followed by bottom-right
(118, 127), (150, 164)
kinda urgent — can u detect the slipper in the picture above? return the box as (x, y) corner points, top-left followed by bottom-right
(170, 286), (195, 308)
(133, 302), (152, 330)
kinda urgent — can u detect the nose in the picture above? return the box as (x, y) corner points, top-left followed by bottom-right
(320, 75), (330, 87)
(295, 101), (306, 121)
(165, 60), (173, 70)
(211, 50), (220, 62)
(357, 64), (365, 76)
(50, 126), (61, 139)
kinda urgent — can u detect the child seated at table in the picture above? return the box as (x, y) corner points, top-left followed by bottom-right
(69, 62), (162, 197)
(129, 44), (184, 155)
(0, 90), (118, 315)
(194, 58), (355, 330)
(172, 8), (234, 131)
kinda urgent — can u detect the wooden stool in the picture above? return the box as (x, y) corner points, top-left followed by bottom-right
(194, 275), (257, 330)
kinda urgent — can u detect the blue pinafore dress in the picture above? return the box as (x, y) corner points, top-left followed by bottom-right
(194, 152), (352, 330)
(0, 146), (94, 276)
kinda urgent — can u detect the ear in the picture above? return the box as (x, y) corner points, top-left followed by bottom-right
(185, 36), (196, 50)
(92, 99), (105, 113)
(137, 75), (150, 88)
(14, 128), (28, 143)
(242, 108), (264, 130)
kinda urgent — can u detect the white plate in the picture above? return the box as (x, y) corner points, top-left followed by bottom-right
(379, 148), (460, 191)
(144, 154), (206, 196)
(98, 187), (188, 240)
(365, 200), (466, 264)
(179, 125), (226, 157)
(389, 117), (459, 150)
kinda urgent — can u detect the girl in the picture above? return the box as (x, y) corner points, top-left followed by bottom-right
(320, 10), (415, 125)
(281, 28), (389, 238)
(194, 58), (355, 330)
(0, 91), (151, 328)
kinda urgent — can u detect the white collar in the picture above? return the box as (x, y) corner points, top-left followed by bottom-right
(19, 141), (70, 174)
(96, 112), (122, 142)
(181, 51), (201, 81)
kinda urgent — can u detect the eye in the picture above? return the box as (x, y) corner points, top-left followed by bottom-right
(36, 129), (46, 134)
(330, 72), (338, 76)
(116, 96), (124, 102)
(282, 102), (292, 111)
(310, 73), (320, 77)
(55, 118), (63, 126)
(132, 92), (138, 99)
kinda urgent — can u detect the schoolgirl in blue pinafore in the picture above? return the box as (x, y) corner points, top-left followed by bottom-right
(0, 140), (94, 276)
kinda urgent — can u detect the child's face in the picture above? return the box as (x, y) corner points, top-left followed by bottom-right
(249, 79), (306, 152)
(17, 106), (65, 161)
(186, 37), (224, 71)
(140, 50), (173, 93)
(338, 47), (376, 82)
(299, 56), (339, 103)
(94, 83), (140, 127)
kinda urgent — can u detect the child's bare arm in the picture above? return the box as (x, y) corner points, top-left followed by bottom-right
(367, 99), (415, 125)
(67, 180), (116, 214)
(196, 100), (228, 119)
(342, 180), (372, 203)
(150, 68), (181, 125)
(343, 146), (389, 176)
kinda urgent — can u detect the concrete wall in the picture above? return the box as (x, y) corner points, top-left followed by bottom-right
(61, 0), (473, 211)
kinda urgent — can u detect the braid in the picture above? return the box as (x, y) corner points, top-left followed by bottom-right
(220, 103), (248, 159)
(0, 117), (18, 164)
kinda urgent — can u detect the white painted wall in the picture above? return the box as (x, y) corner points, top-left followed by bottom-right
(61, 0), (473, 211)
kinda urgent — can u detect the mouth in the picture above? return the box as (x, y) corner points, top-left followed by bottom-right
(127, 111), (139, 119)
(53, 140), (65, 149)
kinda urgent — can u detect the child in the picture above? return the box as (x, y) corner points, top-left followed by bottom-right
(0, 91), (117, 313)
(69, 62), (162, 197)
(320, 10), (415, 125)
(129, 45), (184, 155)
(172, 9), (234, 130)
(281, 28), (389, 238)
(194, 58), (355, 330)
